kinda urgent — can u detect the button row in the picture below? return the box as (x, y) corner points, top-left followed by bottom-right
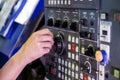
(48, 0), (71, 5)
(68, 35), (79, 44)
(68, 52), (79, 61)
(68, 44), (79, 52)
(58, 67), (79, 79)
(57, 58), (79, 70)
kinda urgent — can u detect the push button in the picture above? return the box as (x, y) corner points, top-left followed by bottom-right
(71, 44), (75, 52)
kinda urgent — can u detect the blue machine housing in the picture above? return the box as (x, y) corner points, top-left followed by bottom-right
(0, 0), (44, 68)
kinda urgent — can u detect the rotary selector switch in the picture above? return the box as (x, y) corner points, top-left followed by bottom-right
(83, 61), (92, 73)
(53, 32), (65, 55)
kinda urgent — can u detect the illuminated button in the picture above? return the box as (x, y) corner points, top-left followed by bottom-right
(48, 0), (51, 5)
(76, 46), (79, 52)
(80, 73), (83, 79)
(68, 69), (71, 75)
(71, 44), (75, 52)
(76, 37), (79, 43)
(92, 77), (95, 80)
(54, 0), (57, 4)
(68, 62), (71, 68)
(65, 75), (67, 80)
(76, 54), (79, 61)
(88, 76), (91, 80)
(75, 73), (79, 79)
(76, 65), (79, 71)
(83, 74), (88, 80)
(58, 72), (61, 78)
(68, 77), (71, 80)
(72, 37), (75, 43)
(61, 0), (63, 4)
(58, 65), (61, 71)
(62, 74), (64, 80)
(68, 44), (71, 50)
(62, 59), (64, 65)
(57, 0), (60, 4)
(68, 52), (71, 58)
(68, 0), (71, 5)
(72, 71), (75, 77)
(65, 61), (67, 66)
(72, 53), (75, 60)
(64, 0), (67, 5)
(68, 35), (71, 42)
(72, 63), (75, 70)
(62, 67), (64, 72)
(65, 68), (68, 74)
(81, 46), (85, 54)
(51, 0), (53, 4)
(58, 58), (61, 64)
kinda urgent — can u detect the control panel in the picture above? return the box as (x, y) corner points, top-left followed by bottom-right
(16, 0), (120, 80)
(44, 0), (101, 80)
(28, 0), (120, 80)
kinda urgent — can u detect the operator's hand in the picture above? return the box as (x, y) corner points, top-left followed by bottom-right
(19, 28), (54, 64)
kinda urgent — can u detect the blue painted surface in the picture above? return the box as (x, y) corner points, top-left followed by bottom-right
(0, 0), (44, 68)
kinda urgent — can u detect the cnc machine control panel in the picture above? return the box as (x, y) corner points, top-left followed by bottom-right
(43, 0), (120, 80)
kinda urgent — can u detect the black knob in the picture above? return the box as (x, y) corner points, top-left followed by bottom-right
(80, 19), (88, 26)
(54, 20), (61, 27)
(53, 33), (65, 55)
(85, 45), (95, 57)
(62, 21), (68, 29)
(70, 22), (77, 31)
(47, 18), (54, 26)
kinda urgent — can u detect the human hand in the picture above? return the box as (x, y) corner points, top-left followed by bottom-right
(18, 28), (54, 64)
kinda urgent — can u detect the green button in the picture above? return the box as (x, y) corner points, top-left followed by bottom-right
(45, 66), (49, 72)
(114, 69), (120, 78)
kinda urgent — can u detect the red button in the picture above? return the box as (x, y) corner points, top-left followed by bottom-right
(83, 74), (88, 80)
(71, 44), (75, 52)
(50, 67), (54, 74)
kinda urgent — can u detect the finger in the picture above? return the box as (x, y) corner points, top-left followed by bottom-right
(43, 47), (51, 53)
(36, 28), (53, 37)
(40, 41), (53, 49)
(38, 35), (54, 45)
